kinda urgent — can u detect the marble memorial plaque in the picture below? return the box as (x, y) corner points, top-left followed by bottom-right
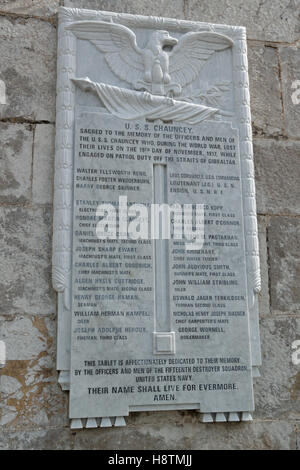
(53, 7), (261, 427)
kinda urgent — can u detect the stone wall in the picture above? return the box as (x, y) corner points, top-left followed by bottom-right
(0, 0), (299, 450)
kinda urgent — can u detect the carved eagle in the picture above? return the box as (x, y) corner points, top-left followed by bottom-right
(69, 21), (233, 96)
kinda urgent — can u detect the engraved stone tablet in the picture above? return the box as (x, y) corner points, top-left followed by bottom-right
(53, 7), (261, 427)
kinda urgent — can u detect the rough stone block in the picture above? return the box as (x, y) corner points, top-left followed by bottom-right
(71, 419), (296, 450)
(1, 362), (68, 428)
(0, 122), (33, 204)
(257, 215), (270, 316)
(186, 0), (300, 42)
(0, 315), (55, 362)
(0, 207), (56, 315)
(248, 43), (283, 137)
(0, 314), (68, 429)
(32, 124), (55, 205)
(0, 17), (56, 121)
(279, 45), (300, 139)
(62, 0), (185, 19)
(0, 428), (72, 450)
(253, 139), (300, 216)
(0, 0), (59, 17)
(254, 316), (300, 420)
(267, 216), (300, 313)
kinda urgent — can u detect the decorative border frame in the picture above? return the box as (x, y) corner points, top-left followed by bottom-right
(53, 7), (261, 424)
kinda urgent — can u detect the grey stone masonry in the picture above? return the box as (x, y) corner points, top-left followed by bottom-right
(0, 122), (33, 204)
(268, 216), (300, 313)
(32, 124), (55, 205)
(0, 1), (60, 17)
(248, 44), (283, 137)
(186, 0), (300, 42)
(0, 0), (299, 449)
(0, 16), (56, 121)
(254, 139), (300, 215)
(279, 45), (300, 139)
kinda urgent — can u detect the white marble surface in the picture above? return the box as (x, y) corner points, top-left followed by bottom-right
(53, 7), (261, 422)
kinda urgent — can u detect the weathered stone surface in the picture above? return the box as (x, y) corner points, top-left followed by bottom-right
(0, 419), (295, 449)
(0, 0), (59, 17)
(0, 17), (56, 121)
(279, 45), (300, 139)
(253, 139), (300, 215)
(2, 415), (294, 449)
(0, 0), (298, 450)
(0, 207), (56, 316)
(32, 124), (55, 205)
(58, 7), (258, 421)
(267, 216), (300, 313)
(1, 363), (68, 428)
(254, 316), (300, 420)
(63, 0), (185, 18)
(71, 419), (296, 450)
(0, 76), (6, 104)
(0, 122), (33, 204)
(0, 428), (73, 450)
(248, 43), (283, 137)
(0, 315), (55, 361)
(186, 0), (300, 42)
(0, 314), (68, 429)
(257, 215), (270, 316)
